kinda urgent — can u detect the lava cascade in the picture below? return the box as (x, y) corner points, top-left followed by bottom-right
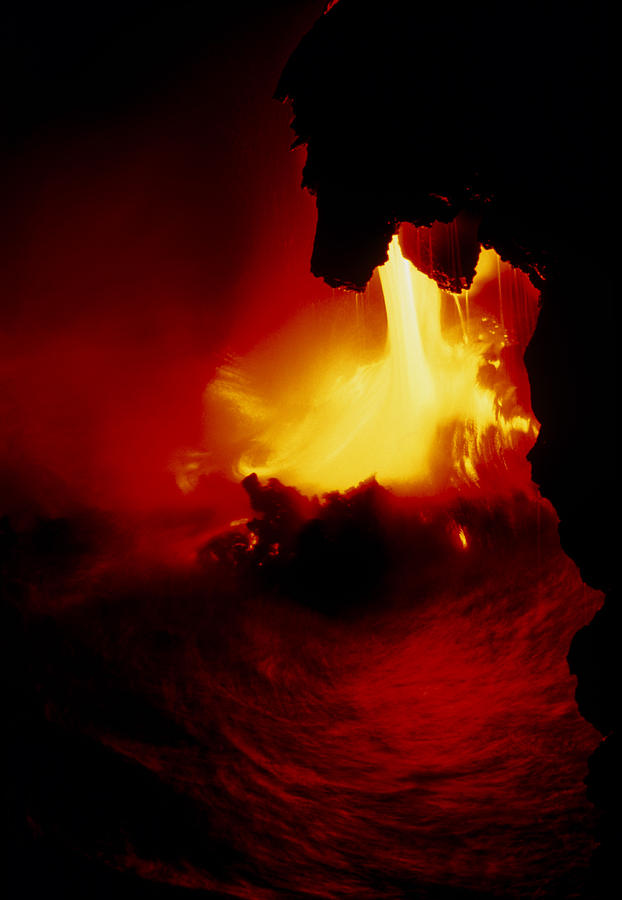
(178, 232), (538, 498)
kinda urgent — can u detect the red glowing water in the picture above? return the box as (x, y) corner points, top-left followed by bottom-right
(44, 497), (600, 899)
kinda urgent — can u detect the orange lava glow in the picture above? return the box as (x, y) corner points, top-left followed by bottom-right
(177, 231), (539, 498)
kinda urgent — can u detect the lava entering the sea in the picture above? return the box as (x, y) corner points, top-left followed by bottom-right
(7, 2), (613, 898)
(140, 224), (602, 897)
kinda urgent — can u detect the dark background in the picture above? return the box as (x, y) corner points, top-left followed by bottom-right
(2, 0), (328, 517)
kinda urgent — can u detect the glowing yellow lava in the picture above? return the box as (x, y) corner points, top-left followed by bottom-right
(178, 235), (538, 497)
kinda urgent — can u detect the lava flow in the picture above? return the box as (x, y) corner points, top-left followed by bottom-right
(177, 232), (538, 497)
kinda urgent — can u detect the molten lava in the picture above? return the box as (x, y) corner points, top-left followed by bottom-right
(178, 233), (538, 498)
